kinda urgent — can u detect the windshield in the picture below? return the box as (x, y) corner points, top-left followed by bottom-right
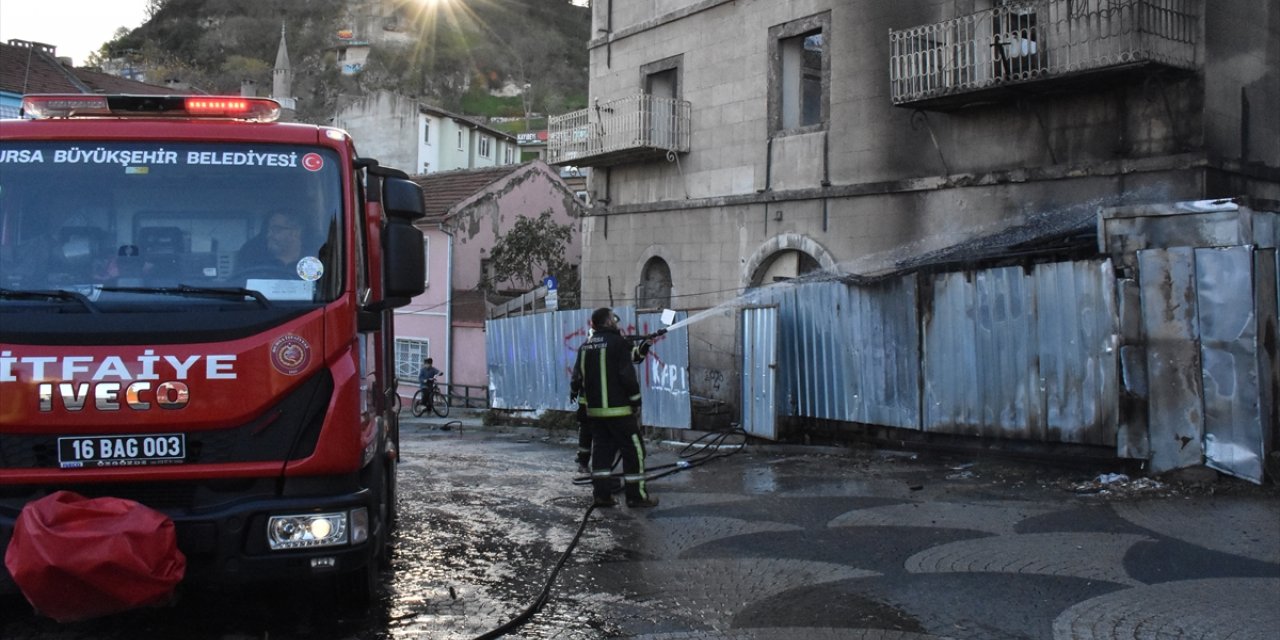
(0, 141), (343, 306)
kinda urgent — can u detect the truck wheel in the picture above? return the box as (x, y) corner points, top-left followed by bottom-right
(334, 452), (393, 608)
(333, 557), (378, 610)
(377, 456), (396, 570)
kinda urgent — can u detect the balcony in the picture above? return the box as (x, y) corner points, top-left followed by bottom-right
(547, 94), (691, 167)
(889, 0), (1199, 110)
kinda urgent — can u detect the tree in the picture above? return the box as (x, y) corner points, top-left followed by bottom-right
(145, 0), (168, 20)
(484, 211), (579, 309)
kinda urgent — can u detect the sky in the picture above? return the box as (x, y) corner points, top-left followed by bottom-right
(0, 0), (151, 67)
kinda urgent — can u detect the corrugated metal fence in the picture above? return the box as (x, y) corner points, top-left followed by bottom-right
(486, 307), (592, 412)
(772, 275), (921, 430)
(485, 307), (692, 429)
(755, 260), (1118, 445)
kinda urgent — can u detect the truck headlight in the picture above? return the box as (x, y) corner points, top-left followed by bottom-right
(267, 512), (349, 550)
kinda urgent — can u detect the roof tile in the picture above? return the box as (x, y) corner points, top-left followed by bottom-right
(410, 165), (525, 221)
(1, 40), (186, 99)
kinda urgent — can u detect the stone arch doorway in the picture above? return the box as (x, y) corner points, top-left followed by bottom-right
(638, 256), (672, 309)
(753, 249), (822, 285)
(743, 233), (836, 287)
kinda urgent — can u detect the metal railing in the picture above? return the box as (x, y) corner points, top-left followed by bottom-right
(443, 383), (490, 409)
(397, 382), (490, 411)
(547, 94), (691, 166)
(889, 0), (1199, 106)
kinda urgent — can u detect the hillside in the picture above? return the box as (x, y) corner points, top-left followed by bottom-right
(102, 0), (590, 125)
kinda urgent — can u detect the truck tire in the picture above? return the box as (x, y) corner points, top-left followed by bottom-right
(333, 450), (394, 608)
(377, 454), (396, 570)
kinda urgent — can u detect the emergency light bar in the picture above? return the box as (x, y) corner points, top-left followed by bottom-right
(21, 94), (281, 122)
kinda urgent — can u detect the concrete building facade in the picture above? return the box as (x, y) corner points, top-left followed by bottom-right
(334, 91), (519, 176)
(550, 0), (1279, 416)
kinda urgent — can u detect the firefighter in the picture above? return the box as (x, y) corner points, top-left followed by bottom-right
(573, 307), (658, 508)
(571, 321), (646, 473)
(570, 326), (593, 473)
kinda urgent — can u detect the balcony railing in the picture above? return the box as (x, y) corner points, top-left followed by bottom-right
(547, 94), (691, 167)
(890, 0), (1199, 109)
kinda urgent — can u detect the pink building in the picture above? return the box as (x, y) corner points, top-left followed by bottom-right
(394, 161), (584, 406)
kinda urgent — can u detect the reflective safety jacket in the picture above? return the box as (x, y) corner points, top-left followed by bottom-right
(573, 325), (642, 418)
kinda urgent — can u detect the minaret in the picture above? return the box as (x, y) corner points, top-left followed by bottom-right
(272, 25), (297, 114)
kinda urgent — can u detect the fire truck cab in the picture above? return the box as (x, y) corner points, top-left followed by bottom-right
(0, 95), (425, 609)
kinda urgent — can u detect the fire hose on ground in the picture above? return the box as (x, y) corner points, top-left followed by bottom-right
(472, 424), (748, 640)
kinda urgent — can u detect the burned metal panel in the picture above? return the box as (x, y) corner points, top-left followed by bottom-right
(1034, 260), (1120, 445)
(924, 267), (1038, 437)
(486, 308), (592, 411)
(1116, 278), (1151, 459)
(1196, 247), (1267, 484)
(770, 283), (830, 420)
(741, 306), (779, 440)
(1268, 250), (1279, 458)
(765, 278), (920, 430)
(1099, 198), (1262, 276)
(637, 310), (692, 430)
(924, 272), (980, 434)
(848, 276), (920, 429)
(1138, 248), (1205, 474)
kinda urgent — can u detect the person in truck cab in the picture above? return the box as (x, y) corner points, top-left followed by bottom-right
(235, 211), (309, 278)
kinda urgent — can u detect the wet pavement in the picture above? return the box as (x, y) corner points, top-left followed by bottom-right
(389, 417), (1280, 640)
(2, 412), (1278, 639)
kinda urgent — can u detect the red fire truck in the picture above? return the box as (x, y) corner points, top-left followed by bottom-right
(0, 94), (424, 611)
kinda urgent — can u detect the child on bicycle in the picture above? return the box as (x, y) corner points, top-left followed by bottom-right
(418, 358), (441, 394)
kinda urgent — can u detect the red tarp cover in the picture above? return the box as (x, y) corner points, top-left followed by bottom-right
(4, 490), (186, 622)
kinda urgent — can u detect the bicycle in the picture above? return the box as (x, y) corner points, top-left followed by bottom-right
(411, 381), (450, 418)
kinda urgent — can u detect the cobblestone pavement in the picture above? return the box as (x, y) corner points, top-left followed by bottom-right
(3, 416), (1278, 639)
(383, 418), (1279, 640)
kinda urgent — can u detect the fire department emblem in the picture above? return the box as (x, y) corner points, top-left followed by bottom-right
(270, 334), (311, 376)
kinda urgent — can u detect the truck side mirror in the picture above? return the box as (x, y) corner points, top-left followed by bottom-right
(383, 177), (425, 222)
(382, 177), (426, 305)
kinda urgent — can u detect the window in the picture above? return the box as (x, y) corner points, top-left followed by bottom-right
(479, 137), (491, 158)
(638, 257), (672, 310)
(0, 141), (343, 303)
(769, 12), (830, 135)
(423, 120), (430, 144)
(394, 338), (430, 385)
(641, 55), (683, 149)
(457, 131), (464, 150)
